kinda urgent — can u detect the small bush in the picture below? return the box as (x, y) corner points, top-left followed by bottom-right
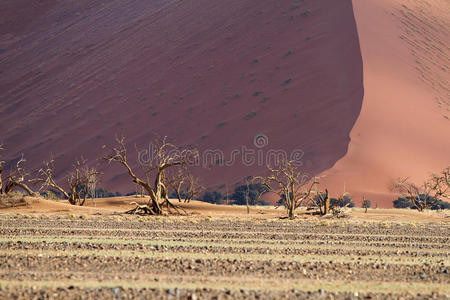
(393, 197), (411, 208)
(284, 50), (294, 57)
(200, 191), (223, 204)
(281, 78), (292, 86)
(244, 111), (257, 120)
(330, 196), (355, 208)
(393, 195), (449, 210)
(232, 183), (269, 206)
(216, 121), (227, 128)
(362, 199), (371, 208)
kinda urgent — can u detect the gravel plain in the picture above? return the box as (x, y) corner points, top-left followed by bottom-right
(0, 214), (448, 299)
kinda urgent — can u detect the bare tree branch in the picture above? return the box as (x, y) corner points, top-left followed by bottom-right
(103, 136), (198, 215)
(33, 156), (100, 206)
(3, 154), (35, 196)
(255, 159), (319, 219)
(393, 176), (437, 211)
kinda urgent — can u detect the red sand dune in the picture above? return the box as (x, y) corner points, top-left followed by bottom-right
(0, 0), (363, 195)
(1, 0), (448, 207)
(322, 0), (450, 206)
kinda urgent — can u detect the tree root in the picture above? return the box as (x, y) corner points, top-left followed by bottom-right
(124, 202), (156, 215)
(124, 200), (187, 216)
(161, 198), (187, 216)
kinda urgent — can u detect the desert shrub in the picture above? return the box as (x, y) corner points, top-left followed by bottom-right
(284, 50), (294, 57)
(169, 190), (188, 199)
(430, 200), (450, 210)
(0, 191), (26, 208)
(94, 188), (121, 198)
(200, 190), (223, 204)
(42, 190), (61, 200)
(278, 192), (294, 206)
(362, 199), (371, 208)
(393, 197), (412, 208)
(281, 78), (292, 86)
(330, 195), (355, 207)
(244, 111), (257, 120)
(394, 196), (450, 210)
(232, 183), (269, 206)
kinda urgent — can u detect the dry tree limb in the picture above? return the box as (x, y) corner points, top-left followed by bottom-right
(32, 158), (70, 200)
(33, 157), (100, 206)
(103, 136), (198, 215)
(255, 159), (319, 220)
(124, 201), (155, 215)
(4, 154), (35, 196)
(393, 177), (437, 211)
(166, 168), (185, 202)
(183, 170), (203, 203)
(393, 167), (449, 211)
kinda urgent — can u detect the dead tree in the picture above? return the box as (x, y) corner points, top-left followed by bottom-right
(310, 187), (352, 217)
(34, 157), (100, 206)
(256, 159), (318, 219)
(166, 168), (202, 203)
(4, 154), (35, 196)
(103, 136), (198, 215)
(362, 196), (370, 213)
(328, 190), (353, 218)
(311, 189), (330, 215)
(183, 171), (203, 203)
(67, 158), (100, 206)
(167, 168), (186, 202)
(393, 167), (450, 211)
(432, 167), (449, 200)
(393, 177), (438, 211)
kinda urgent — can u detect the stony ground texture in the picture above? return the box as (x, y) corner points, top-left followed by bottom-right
(0, 214), (448, 299)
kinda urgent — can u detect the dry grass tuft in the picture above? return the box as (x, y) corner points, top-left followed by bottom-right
(0, 192), (28, 208)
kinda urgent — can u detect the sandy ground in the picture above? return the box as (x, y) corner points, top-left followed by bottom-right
(2, 197), (449, 224)
(0, 207), (448, 299)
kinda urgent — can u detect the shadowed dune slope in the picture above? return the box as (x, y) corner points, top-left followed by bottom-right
(322, 0), (450, 207)
(0, 0), (363, 193)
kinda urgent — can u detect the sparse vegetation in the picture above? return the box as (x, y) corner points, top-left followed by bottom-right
(200, 190), (223, 204)
(1, 151), (35, 196)
(362, 198), (371, 213)
(393, 167), (449, 211)
(231, 182), (268, 206)
(216, 121), (227, 128)
(33, 156), (100, 206)
(284, 49), (294, 57)
(310, 188), (354, 217)
(103, 136), (198, 215)
(244, 110), (257, 120)
(256, 159), (318, 219)
(281, 78), (292, 86)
